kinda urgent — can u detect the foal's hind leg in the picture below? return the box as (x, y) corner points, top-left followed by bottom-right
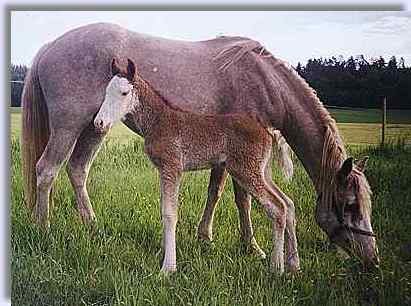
(35, 129), (79, 229)
(265, 183), (300, 272)
(197, 166), (227, 241)
(228, 166), (287, 274)
(264, 158), (300, 272)
(232, 179), (266, 259)
(66, 124), (106, 224)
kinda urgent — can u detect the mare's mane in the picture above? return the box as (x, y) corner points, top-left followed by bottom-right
(269, 56), (371, 216)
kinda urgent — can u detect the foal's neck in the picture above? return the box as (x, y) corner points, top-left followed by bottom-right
(129, 76), (173, 136)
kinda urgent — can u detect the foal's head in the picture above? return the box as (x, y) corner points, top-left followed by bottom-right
(330, 157), (379, 267)
(94, 59), (137, 133)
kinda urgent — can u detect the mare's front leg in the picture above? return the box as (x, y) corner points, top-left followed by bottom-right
(197, 166), (228, 241)
(159, 168), (182, 273)
(232, 179), (266, 259)
(197, 167), (266, 259)
(66, 123), (106, 225)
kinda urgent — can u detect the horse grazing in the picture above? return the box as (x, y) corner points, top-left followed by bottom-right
(21, 23), (378, 271)
(95, 58), (294, 273)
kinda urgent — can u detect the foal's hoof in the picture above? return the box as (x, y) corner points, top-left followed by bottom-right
(160, 265), (177, 275)
(270, 264), (285, 276)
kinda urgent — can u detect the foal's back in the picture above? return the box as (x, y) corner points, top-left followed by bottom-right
(149, 110), (273, 171)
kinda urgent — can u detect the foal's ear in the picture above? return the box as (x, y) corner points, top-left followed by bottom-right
(338, 157), (354, 182)
(111, 58), (120, 76)
(127, 59), (136, 82)
(355, 156), (369, 172)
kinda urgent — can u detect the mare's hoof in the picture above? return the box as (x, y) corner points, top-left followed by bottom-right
(245, 241), (266, 259)
(286, 252), (300, 273)
(34, 216), (50, 230)
(197, 231), (213, 243)
(286, 264), (301, 274)
(249, 247), (267, 259)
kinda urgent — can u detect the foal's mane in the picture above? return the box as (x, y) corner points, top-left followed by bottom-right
(271, 57), (371, 216)
(115, 69), (189, 114)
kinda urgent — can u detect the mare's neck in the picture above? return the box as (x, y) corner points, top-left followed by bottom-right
(277, 66), (347, 193)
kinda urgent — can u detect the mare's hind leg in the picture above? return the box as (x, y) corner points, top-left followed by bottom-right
(66, 123), (106, 224)
(35, 128), (79, 229)
(197, 166), (267, 260)
(232, 179), (266, 259)
(197, 166), (227, 241)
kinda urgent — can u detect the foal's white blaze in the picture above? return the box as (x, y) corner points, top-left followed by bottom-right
(94, 76), (137, 131)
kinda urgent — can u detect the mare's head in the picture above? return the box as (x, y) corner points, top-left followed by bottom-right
(94, 58), (137, 133)
(329, 157), (379, 267)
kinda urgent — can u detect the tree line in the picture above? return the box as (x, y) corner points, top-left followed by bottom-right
(10, 64), (28, 107)
(296, 55), (411, 109)
(10, 55), (411, 109)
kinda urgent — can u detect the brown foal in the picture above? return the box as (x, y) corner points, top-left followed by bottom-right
(94, 59), (297, 274)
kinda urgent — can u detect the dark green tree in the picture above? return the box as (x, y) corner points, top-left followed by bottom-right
(10, 64), (28, 107)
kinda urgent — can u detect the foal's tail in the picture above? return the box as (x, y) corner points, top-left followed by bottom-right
(21, 44), (51, 210)
(271, 131), (294, 181)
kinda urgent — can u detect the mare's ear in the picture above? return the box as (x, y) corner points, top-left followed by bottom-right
(337, 157), (353, 182)
(355, 156), (369, 172)
(111, 58), (120, 76)
(127, 59), (136, 82)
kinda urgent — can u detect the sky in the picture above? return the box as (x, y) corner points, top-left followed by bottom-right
(10, 11), (411, 67)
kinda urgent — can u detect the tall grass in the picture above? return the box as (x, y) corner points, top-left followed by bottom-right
(11, 137), (411, 305)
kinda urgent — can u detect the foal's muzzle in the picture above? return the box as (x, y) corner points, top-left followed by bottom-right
(93, 118), (112, 134)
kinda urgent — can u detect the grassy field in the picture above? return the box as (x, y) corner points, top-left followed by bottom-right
(9, 107), (411, 145)
(11, 138), (411, 305)
(10, 106), (411, 305)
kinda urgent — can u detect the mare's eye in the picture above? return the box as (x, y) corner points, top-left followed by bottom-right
(122, 91), (129, 96)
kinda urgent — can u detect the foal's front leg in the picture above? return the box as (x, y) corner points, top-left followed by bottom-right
(159, 168), (182, 273)
(197, 166), (228, 241)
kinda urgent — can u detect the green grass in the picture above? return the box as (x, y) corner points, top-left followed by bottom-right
(11, 136), (411, 305)
(9, 105), (411, 304)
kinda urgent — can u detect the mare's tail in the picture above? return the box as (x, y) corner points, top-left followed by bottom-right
(21, 44), (51, 210)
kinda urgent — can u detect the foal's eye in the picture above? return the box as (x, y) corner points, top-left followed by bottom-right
(121, 91), (129, 96)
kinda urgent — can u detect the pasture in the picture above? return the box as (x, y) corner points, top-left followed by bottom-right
(10, 107), (411, 305)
